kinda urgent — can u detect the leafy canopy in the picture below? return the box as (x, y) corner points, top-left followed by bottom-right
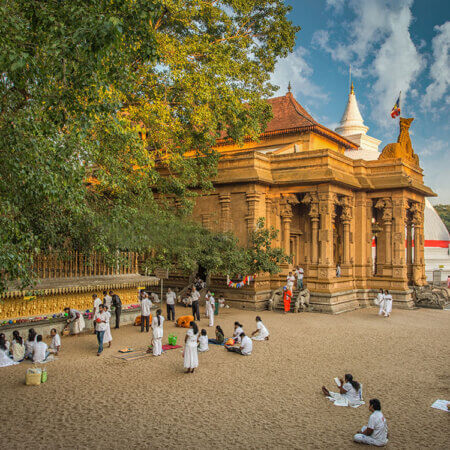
(0, 0), (298, 291)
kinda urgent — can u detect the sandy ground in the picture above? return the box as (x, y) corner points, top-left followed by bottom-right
(1, 306), (449, 449)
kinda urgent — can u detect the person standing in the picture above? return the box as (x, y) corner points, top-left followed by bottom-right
(140, 293), (152, 332)
(376, 289), (385, 316)
(205, 291), (215, 327)
(94, 304), (108, 356)
(110, 290), (122, 329)
(191, 286), (200, 321)
(353, 399), (388, 446)
(103, 305), (113, 348)
(166, 288), (176, 321)
(283, 286), (292, 314)
(151, 309), (164, 356)
(296, 266), (304, 290)
(286, 272), (295, 291)
(384, 290), (393, 318)
(92, 293), (102, 333)
(103, 290), (112, 310)
(184, 321), (199, 373)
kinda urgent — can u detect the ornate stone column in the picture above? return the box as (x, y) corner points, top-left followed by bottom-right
(219, 193), (231, 232)
(375, 198), (393, 275)
(318, 193), (334, 267)
(245, 193), (260, 235)
(280, 202), (293, 256)
(341, 202), (352, 265)
(411, 202), (425, 285)
(265, 195), (272, 229)
(302, 193), (319, 264)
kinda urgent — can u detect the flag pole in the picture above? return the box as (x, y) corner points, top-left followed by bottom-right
(399, 90), (402, 117)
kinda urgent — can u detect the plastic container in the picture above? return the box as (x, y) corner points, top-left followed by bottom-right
(168, 334), (177, 345)
(41, 368), (47, 383)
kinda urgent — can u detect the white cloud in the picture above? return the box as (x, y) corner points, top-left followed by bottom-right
(325, 0), (345, 13)
(422, 22), (450, 109)
(271, 46), (328, 102)
(312, 0), (425, 127)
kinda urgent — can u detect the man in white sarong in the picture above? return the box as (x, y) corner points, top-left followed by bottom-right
(354, 398), (388, 446)
(376, 289), (385, 316)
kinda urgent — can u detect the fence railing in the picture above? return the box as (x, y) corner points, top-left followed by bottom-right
(31, 251), (139, 279)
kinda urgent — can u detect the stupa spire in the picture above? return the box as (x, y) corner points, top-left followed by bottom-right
(335, 82), (368, 137)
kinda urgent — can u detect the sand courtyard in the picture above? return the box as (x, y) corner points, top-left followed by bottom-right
(1, 306), (449, 449)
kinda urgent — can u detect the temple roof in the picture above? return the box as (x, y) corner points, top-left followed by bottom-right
(217, 91), (358, 149)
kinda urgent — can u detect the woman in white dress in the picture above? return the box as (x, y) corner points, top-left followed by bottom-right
(251, 316), (269, 341)
(0, 333), (17, 367)
(205, 292), (215, 327)
(322, 373), (363, 407)
(103, 305), (113, 348)
(151, 309), (164, 356)
(384, 290), (393, 317)
(376, 289), (385, 316)
(64, 307), (85, 335)
(24, 328), (37, 359)
(184, 321), (199, 373)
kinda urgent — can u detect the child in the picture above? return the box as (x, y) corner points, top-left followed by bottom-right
(198, 329), (209, 352)
(208, 326), (225, 345)
(49, 328), (61, 355)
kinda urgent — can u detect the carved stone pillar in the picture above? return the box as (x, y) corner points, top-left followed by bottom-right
(406, 220), (413, 267)
(219, 193), (231, 232)
(302, 193), (319, 264)
(245, 193), (260, 235)
(342, 206), (352, 264)
(411, 202), (425, 285)
(375, 198), (393, 275)
(265, 195), (272, 229)
(201, 214), (211, 231)
(318, 193), (334, 266)
(280, 203), (293, 256)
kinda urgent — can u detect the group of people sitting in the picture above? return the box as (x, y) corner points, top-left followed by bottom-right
(0, 328), (61, 367)
(322, 374), (388, 446)
(375, 289), (393, 317)
(182, 316), (270, 373)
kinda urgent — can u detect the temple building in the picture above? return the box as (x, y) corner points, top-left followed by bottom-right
(187, 87), (436, 313)
(335, 84), (450, 283)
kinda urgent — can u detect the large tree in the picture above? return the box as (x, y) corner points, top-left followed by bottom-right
(0, 0), (298, 291)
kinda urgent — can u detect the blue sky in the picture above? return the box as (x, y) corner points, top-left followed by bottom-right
(271, 0), (450, 203)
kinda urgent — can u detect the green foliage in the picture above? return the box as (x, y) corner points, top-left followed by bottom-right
(0, 0), (298, 291)
(434, 204), (450, 233)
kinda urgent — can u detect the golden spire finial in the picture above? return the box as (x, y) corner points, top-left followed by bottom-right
(288, 81), (291, 93)
(350, 81), (354, 94)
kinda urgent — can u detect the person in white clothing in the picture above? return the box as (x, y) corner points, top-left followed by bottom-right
(151, 309), (164, 356)
(354, 398), (388, 446)
(140, 293), (152, 332)
(49, 328), (61, 355)
(0, 333), (17, 367)
(322, 373), (362, 406)
(92, 293), (102, 316)
(184, 321), (199, 373)
(198, 329), (209, 352)
(166, 288), (176, 321)
(232, 322), (244, 343)
(94, 305), (108, 356)
(225, 332), (252, 355)
(103, 305), (112, 348)
(296, 266), (304, 290)
(64, 307), (85, 335)
(286, 272), (295, 291)
(336, 264), (341, 277)
(376, 289), (385, 316)
(10, 331), (25, 362)
(150, 292), (160, 303)
(33, 335), (49, 363)
(103, 290), (112, 309)
(205, 291), (215, 327)
(383, 290), (393, 317)
(251, 316), (269, 341)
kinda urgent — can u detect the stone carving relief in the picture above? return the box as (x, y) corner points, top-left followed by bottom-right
(412, 286), (449, 309)
(379, 117), (420, 166)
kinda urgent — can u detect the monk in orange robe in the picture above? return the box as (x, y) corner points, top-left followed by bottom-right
(283, 287), (292, 313)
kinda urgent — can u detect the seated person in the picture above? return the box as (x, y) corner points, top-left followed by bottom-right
(198, 329), (209, 352)
(251, 316), (269, 341)
(218, 295), (226, 308)
(322, 373), (362, 407)
(353, 399), (388, 446)
(10, 330), (25, 362)
(232, 322), (244, 343)
(149, 292), (160, 303)
(208, 326), (225, 345)
(48, 328), (61, 355)
(176, 315), (195, 328)
(33, 335), (49, 363)
(225, 332), (252, 356)
(181, 289), (192, 307)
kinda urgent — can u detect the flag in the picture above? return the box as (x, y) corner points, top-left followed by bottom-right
(391, 93), (401, 118)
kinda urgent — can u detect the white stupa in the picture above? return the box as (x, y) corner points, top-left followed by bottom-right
(335, 83), (381, 160)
